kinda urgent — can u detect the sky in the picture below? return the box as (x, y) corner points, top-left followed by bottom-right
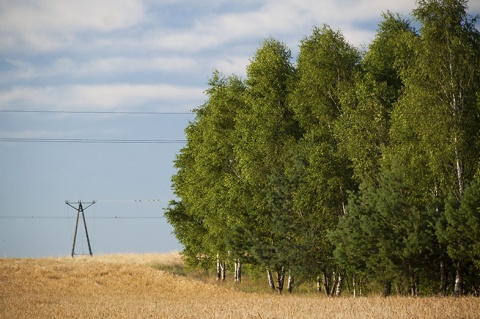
(1, 0), (479, 258)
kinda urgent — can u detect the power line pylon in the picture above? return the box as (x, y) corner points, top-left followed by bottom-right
(66, 200), (95, 258)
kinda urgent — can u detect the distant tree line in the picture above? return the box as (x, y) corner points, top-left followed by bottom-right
(165, 0), (480, 296)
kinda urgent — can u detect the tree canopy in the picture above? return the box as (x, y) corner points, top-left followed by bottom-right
(166, 0), (480, 296)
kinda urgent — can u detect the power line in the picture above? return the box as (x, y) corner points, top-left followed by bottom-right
(0, 138), (187, 144)
(0, 216), (165, 219)
(0, 109), (194, 115)
(78, 199), (169, 203)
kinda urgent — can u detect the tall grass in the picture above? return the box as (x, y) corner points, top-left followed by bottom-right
(1, 253), (479, 318)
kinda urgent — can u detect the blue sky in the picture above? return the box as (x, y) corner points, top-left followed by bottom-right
(1, 0), (478, 258)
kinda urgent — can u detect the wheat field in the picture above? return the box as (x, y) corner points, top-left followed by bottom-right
(1, 252), (479, 319)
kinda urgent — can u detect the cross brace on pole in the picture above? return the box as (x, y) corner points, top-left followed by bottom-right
(66, 200), (95, 258)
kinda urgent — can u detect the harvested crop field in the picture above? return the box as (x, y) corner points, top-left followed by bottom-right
(1, 253), (479, 319)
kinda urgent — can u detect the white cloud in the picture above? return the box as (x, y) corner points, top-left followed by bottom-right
(0, 84), (204, 112)
(0, 0), (423, 54)
(146, 0), (418, 53)
(0, 0), (145, 32)
(4, 0), (476, 55)
(0, 0), (145, 51)
(265, 0), (416, 47)
(147, 2), (308, 52)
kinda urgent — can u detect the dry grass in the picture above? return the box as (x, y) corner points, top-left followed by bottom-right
(1, 253), (479, 319)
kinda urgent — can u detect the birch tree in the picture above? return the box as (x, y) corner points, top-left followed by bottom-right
(335, 12), (413, 186)
(289, 25), (359, 295)
(390, 0), (480, 295)
(233, 38), (299, 293)
(166, 71), (246, 273)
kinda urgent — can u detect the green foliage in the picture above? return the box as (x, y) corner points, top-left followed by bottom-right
(331, 163), (437, 289)
(438, 180), (480, 268)
(288, 25), (359, 281)
(166, 0), (480, 295)
(166, 70), (246, 266)
(233, 38), (298, 273)
(335, 12), (414, 185)
(393, 0), (480, 198)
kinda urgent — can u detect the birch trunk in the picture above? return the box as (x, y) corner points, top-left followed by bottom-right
(287, 274), (294, 293)
(267, 269), (275, 290)
(408, 262), (419, 297)
(451, 49), (465, 296)
(316, 276), (322, 293)
(330, 272), (338, 297)
(276, 268), (285, 294)
(216, 255), (226, 281)
(411, 273), (419, 297)
(220, 261), (226, 280)
(322, 272), (331, 297)
(234, 259), (241, 282)
(352, 273), (356, 298)
(335, 272), (343, 297)
(454, 266), (463, 296)
(216, 254), (221, 281)
(359, 277), (362, 297)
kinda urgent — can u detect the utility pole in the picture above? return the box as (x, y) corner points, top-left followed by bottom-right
(66, 200), (95, 258)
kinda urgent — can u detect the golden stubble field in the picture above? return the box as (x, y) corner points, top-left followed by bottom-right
(1, 252), (479, 319)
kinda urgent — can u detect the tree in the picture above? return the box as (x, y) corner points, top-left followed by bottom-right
(331, 161), (438, 296)
(288, 25), (359, 296)
(166, 71), (246, 274)
(233, 38), (298, 293)
(335, 12), (414, 186)
(165, 200), (209, 268)
(165, 0), (480, 296)
(437, 180), (480, 295)
(388, 0), (480, 294)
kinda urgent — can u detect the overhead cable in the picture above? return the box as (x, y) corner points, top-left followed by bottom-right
(0, 138), (187, 144)
(0, 109), (194, 115)
(0, 216), (165, 219)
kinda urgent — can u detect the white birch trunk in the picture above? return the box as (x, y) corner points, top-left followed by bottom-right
(454, 136), (464, 196)
(220, 261), (226, 280)
(216, 254), (226, 281)
(335, 272), (343, 297)
(287, 274), (294, 293)
(352, 273), (356, 298)
(234, 259), (241, 282)
(330, 271), (338, 297)
(216, 254), (221, 281)
(267, 269), (275, 290)
(316, 276), (322, 292)
(359, 277), (362, 296)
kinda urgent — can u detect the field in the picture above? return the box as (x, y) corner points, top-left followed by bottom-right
(1, 253), (479, 318)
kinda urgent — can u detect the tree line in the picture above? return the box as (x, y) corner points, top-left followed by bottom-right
(165, 0), (480, 296)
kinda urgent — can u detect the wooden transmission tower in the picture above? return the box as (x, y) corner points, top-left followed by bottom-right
(66, 200), (95, 258)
